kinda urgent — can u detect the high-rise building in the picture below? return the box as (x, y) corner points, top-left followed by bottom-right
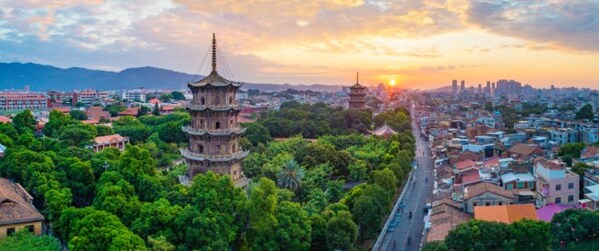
(460, 80), (465, 93)
(495, 79), (522, 96)
(478, 84), (482, 94)
(452, 80), (458, 95)
(486, 81), (491, 95)
(181, 34), (248, 186)
(348, 72), (367, 109)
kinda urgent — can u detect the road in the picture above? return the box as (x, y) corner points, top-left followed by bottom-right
(385, 103), (434, 251)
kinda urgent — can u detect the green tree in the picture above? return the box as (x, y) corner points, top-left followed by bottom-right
(249, 178), (279, 250)
(276, 201), (312, 251)
(0, 230), (61, 251)
(277, 159), (305, 191)
(96, 125), (114, 136)
(69, 110), (88, 120)
(12, 109), (36, 133)
(244, 122), (272, 146)
(576, 104), (594, 120)
(171, 91), (185, 100)
(44, 110), (75, 137)
(153, 103), (160, 116)
(423, 241), (449, 251)
(572, 162), (592, 199)
(57, 207), (146, 251)
(58, 124), (96, 147)
(326, 210), (357, 251)
(445, 220), (511, 250)
(372, 168), (397, 195)
(551, 209), (599, 248)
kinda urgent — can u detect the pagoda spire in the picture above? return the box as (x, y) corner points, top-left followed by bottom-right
(211, 33), (217, 73)
(356, 71), (359, 84)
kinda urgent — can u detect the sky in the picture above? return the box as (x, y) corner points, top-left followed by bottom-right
(1, 0), (599, 89)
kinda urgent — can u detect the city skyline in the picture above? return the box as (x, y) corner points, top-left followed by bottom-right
(1, 0), (599, 89)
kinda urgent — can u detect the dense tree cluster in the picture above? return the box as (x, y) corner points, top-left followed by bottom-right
(0, 105), (414, 250)
(256, 101), (372, 138)
(424, 209), (599, 251)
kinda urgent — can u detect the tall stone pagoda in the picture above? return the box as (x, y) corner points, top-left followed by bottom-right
(181, 34), (248, 185)
(348, 72), (367, 109)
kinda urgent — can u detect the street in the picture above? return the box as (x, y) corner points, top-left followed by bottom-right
(384, 103), (434, 251)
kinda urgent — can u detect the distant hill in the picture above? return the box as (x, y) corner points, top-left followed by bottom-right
(0, 62), (344, 92)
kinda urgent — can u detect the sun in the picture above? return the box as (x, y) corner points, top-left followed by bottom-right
(389, 79), (397, 86)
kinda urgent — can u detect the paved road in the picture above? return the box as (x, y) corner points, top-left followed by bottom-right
(385, 103), (434, 251)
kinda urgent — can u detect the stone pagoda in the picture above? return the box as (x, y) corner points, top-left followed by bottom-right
(348, 72), (367, 109)
(181, 34), (248, 185)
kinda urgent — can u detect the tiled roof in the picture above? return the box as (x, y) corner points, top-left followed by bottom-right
(455, 159), (477, 170)
(536, 203), (575, 222)
(94, 134), (127, 145)
(474, 204), (538, 224)
(0, 116), (11, 123)
(118, 107), (139, 116)
(536, 158), (564, 170)
(464, 182), (514, 200)
(0, 178), (45, 225)
(581, 146), (599, 159)
(373, 124), (397, 137)
(509, 143), (540, 157)
(427, 203), (471, 242)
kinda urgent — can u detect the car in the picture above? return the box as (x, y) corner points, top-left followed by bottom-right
(423, 203), (432, 214)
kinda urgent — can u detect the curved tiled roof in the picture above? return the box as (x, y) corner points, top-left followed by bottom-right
(0, 178), (44, 225)
(188, 71), (242, 88)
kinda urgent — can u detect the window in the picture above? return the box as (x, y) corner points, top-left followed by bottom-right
(568, 195), (574, 203)
(230, 119), (234, 125)
(498, 201), (503, 205)
(217, 145), (221, 151)
(517, 182), (524, 189)
(506, 183), (513, 190)
(198, 144), (204, 153)
(200, 120), (203, 127)
(568, 183), (574, 189)
(215, 122), (221, 129)
(215, 96), (220, 105)
(6, 228), (15, 236)
(26, 225), (34, 233)
(555, 197), (561, 204)
(485, 202), (490, 206)
(229, 96), (233, 104)
(556, 184), (561, 191)
(232, 144), (236, 152)
(473, 202), (477, 207)
(201, 97), (205, 105)
(529, 182), (534, 188)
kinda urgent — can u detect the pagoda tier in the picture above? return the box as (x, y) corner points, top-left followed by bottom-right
(186, 104), (242, 112)
(188, 71), (243, 88)
(180, 148), (249, 162)
(182, 125), (246, 136)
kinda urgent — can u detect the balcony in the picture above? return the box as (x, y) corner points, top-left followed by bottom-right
(180, 148), (249, 162)
(186, 104), (241, 111)
(182, 126), (246, 136)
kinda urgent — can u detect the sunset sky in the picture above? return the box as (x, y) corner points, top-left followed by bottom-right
(1, 0), (598, 89)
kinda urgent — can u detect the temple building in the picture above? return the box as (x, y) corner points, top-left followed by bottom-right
(181, 34), (249, 186)
(348, 72), (367, 109)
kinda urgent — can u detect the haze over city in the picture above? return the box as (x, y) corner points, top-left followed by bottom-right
(1, 0), (599, 89)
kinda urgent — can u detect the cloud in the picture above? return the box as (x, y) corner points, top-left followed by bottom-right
(467, 0), (599, 51)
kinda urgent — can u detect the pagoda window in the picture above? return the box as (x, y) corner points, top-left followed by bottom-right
(215, 122), (221, 129)
(232, 143), (236, 152)
(229, 96), (233, 104)
(215, 96), (220, 105)
(201, 97), (205, 105)
(198, 144), (204, 153)
(230, 119), (234, 125)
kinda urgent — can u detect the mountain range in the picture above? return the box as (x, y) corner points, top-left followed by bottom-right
(0, 62), (344, 92)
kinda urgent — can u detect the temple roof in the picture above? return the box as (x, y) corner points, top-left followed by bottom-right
(188, 71), (242, 88)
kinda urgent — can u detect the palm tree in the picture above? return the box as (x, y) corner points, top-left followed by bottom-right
(277, 160), (305, 191)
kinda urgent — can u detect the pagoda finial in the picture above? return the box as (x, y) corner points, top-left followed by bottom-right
(211, 33), (217, 73)
(356, 71), (359, 84)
